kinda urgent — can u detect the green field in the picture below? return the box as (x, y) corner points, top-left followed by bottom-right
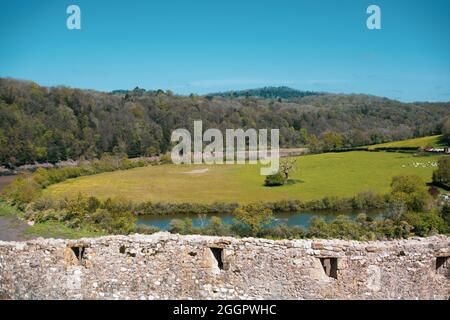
(368, 135), (447, 149)
(45, 151), (441, 204)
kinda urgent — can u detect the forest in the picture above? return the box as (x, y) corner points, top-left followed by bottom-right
(1, 77), (449, 166)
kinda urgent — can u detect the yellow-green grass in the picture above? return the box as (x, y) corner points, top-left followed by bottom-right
(24, 221), (104, 239)
(44, 152), (441, 205)
(367, 135), (446, 149)
(0, 201), (102, 239)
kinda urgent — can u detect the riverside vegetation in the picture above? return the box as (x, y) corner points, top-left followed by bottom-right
(1, 150), (449, 240)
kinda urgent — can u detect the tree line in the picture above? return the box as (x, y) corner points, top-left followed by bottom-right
(1, 78), (449, 166)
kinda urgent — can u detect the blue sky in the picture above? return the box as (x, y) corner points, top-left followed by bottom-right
(0, 0), (449, 102)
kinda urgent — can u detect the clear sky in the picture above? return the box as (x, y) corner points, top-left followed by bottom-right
(1, 0), (449, 102)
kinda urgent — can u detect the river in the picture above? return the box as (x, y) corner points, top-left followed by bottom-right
(137, 210), (385, 230)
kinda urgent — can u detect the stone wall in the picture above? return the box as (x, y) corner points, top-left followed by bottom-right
(0, 232), (449, 300)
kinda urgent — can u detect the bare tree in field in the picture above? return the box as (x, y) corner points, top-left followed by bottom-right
(280, 159), (297, 182)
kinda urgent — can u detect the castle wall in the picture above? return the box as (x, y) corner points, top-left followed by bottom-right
(0, 233), (448, 300)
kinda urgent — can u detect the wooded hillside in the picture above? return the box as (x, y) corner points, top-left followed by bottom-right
(1, 78), (449, 166)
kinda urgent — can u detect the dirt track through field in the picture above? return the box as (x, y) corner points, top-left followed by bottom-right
(0, 216), (30, 241)
(0, 175), (31, 241)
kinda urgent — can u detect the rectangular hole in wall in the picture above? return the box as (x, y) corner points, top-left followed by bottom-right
(436, 256), (449, 277)
(210, 247), (224, 270)
(70, 246), (85, 263)
(320, 258), (338, 279)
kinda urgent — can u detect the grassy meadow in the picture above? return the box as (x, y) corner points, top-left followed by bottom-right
(367, 135), (446, 149)
(44, 151), (441, 204)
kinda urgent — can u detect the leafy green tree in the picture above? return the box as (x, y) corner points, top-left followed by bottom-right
(233, 203), (273, 236)
(352, 190), (386, 209)
(169, 218), (192, 234)
(307, 217), (331, 238)
(307, 134), (322, 153)
(2, 177), (39, 208)
(90, 208), (136, 234)
(441, 204), (450, 226)
(402, 211), (448, 236)
(206, 216), (229, 236)
(322, 132), (343, 151)
(329, 215), (363, 240)
(432, 157), (450, 187)
(299, 128), (309, 145)
(442, 117), (450, 144)
(389, 175), (431, 212)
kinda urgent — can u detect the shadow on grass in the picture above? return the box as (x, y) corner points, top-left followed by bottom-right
(263, 179), (304, 187)
(285, 179), (304, 185)
(427, 182), (450, 191)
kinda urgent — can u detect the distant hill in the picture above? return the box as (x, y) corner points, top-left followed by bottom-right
(111, 87), (154, 96)
(207, 86), (322, 100)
